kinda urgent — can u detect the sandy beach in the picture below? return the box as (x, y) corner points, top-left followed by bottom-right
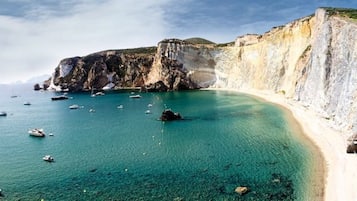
(206, 88), (357, 201)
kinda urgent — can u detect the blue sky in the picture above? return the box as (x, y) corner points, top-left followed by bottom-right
(0, 0), (356, 84)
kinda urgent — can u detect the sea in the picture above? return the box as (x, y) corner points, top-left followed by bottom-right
(0, 84), (321, 201)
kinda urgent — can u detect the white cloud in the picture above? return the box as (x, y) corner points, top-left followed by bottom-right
(0, 0), (170, 84)
(1, 0), (356, 84)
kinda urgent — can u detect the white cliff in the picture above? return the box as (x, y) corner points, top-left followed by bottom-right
(147, 8), (357, 134)
(146, 39), (219, 88)
(216, 8), (357, 133)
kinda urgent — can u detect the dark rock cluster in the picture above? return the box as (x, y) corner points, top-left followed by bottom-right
(159, 109), (182, 121)
(33, 83), (49, 91)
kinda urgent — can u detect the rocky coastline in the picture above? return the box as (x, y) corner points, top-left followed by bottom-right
(41, 8), (357, 135)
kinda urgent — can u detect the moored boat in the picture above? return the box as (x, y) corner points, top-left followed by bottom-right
(0, 112), (7, 116)
(129, 94), (141, 99)
(69, 104), (80, 109)
(28, 128), (45, 137)
(51, 95), (68, 101)
(43, 155), (54, 162)
(91, 91), (105, 97)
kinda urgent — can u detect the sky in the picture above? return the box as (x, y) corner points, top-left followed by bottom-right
(0, 0), (356, 84)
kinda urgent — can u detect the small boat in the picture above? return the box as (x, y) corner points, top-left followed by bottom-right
(24, 102), (31, 106)
(0, 112), (7, 116)
(89, 109), (95, 113)
(147, 104), (153, 107)
(43, 155), (54, 162)
(28, 128), (45, 137)
(129, 94), (141, 99)
(51, 95), (68, 101)
(91, 91), (105, 97)
(117, 105), (124, 109)
(145, 110), (151, 114)
(49, 133), (54, 136)
(69, 104), (79, 109)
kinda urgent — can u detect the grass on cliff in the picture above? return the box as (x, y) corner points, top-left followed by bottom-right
(184, 37), (235, 47)
(120, 46), (157, 54)
(325, 8), (357, 19)
(184, 37), (216, 45)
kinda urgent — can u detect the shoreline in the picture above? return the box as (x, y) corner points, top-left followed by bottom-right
(204, 88), (357, 201)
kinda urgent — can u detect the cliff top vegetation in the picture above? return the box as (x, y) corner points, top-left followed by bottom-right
(183, 37), (215, 45)
(93, 46), (157, 56)
(324, 7), (357, 19)
(119, 46), (157, 54)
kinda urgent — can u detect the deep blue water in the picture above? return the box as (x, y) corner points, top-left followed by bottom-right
(0, 84), (315, 200)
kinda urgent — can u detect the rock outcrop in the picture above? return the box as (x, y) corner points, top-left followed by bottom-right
(49, 47), (156, 92)
(160, 109), (182, 121)
(48, 41), (203, 92)
(47, 7), (357, 134)
(145, 39), (218, 89)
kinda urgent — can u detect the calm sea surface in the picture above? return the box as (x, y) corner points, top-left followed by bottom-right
(0, 84), (315, 200)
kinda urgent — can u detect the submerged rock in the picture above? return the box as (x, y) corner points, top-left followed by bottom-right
(235, 186), (249, 195)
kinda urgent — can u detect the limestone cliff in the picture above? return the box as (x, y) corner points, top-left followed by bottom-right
(48, 7), (357, 133)
(213, 8), (357, 133)
(146, 38), (219, 89)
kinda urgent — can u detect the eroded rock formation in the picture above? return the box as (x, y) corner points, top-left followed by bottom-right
(49, 48), (156, 92)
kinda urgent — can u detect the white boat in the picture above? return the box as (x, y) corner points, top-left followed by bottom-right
(117, 105), (124, 109)
(28, 128), (45, 137)
(91, 91), (105, 97)
(24, 102), (31, 106)
(69, 104), (79, 109)
(129, 94), (141, 99)
(0, 112), (7, 116)
(51, 95), (69, 101)
(145, 110), (151, 114)
(43, 155), (54, 162)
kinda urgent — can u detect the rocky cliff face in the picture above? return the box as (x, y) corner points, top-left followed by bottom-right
(48, 8), (357, 133)
(49, 41), (202, 92)
(49, 48), (156, 92)
(146, 39), (219, 89)
(213, 8), (357, 133)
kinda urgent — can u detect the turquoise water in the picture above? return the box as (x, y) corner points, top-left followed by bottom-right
(0, 85), (315, 200)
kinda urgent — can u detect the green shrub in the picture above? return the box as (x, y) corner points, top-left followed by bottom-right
(324, 7), (357, 19)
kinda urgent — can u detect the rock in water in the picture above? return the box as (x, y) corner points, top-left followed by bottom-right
(160, 109), (182, 121)
(34, 83), (41, 91)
